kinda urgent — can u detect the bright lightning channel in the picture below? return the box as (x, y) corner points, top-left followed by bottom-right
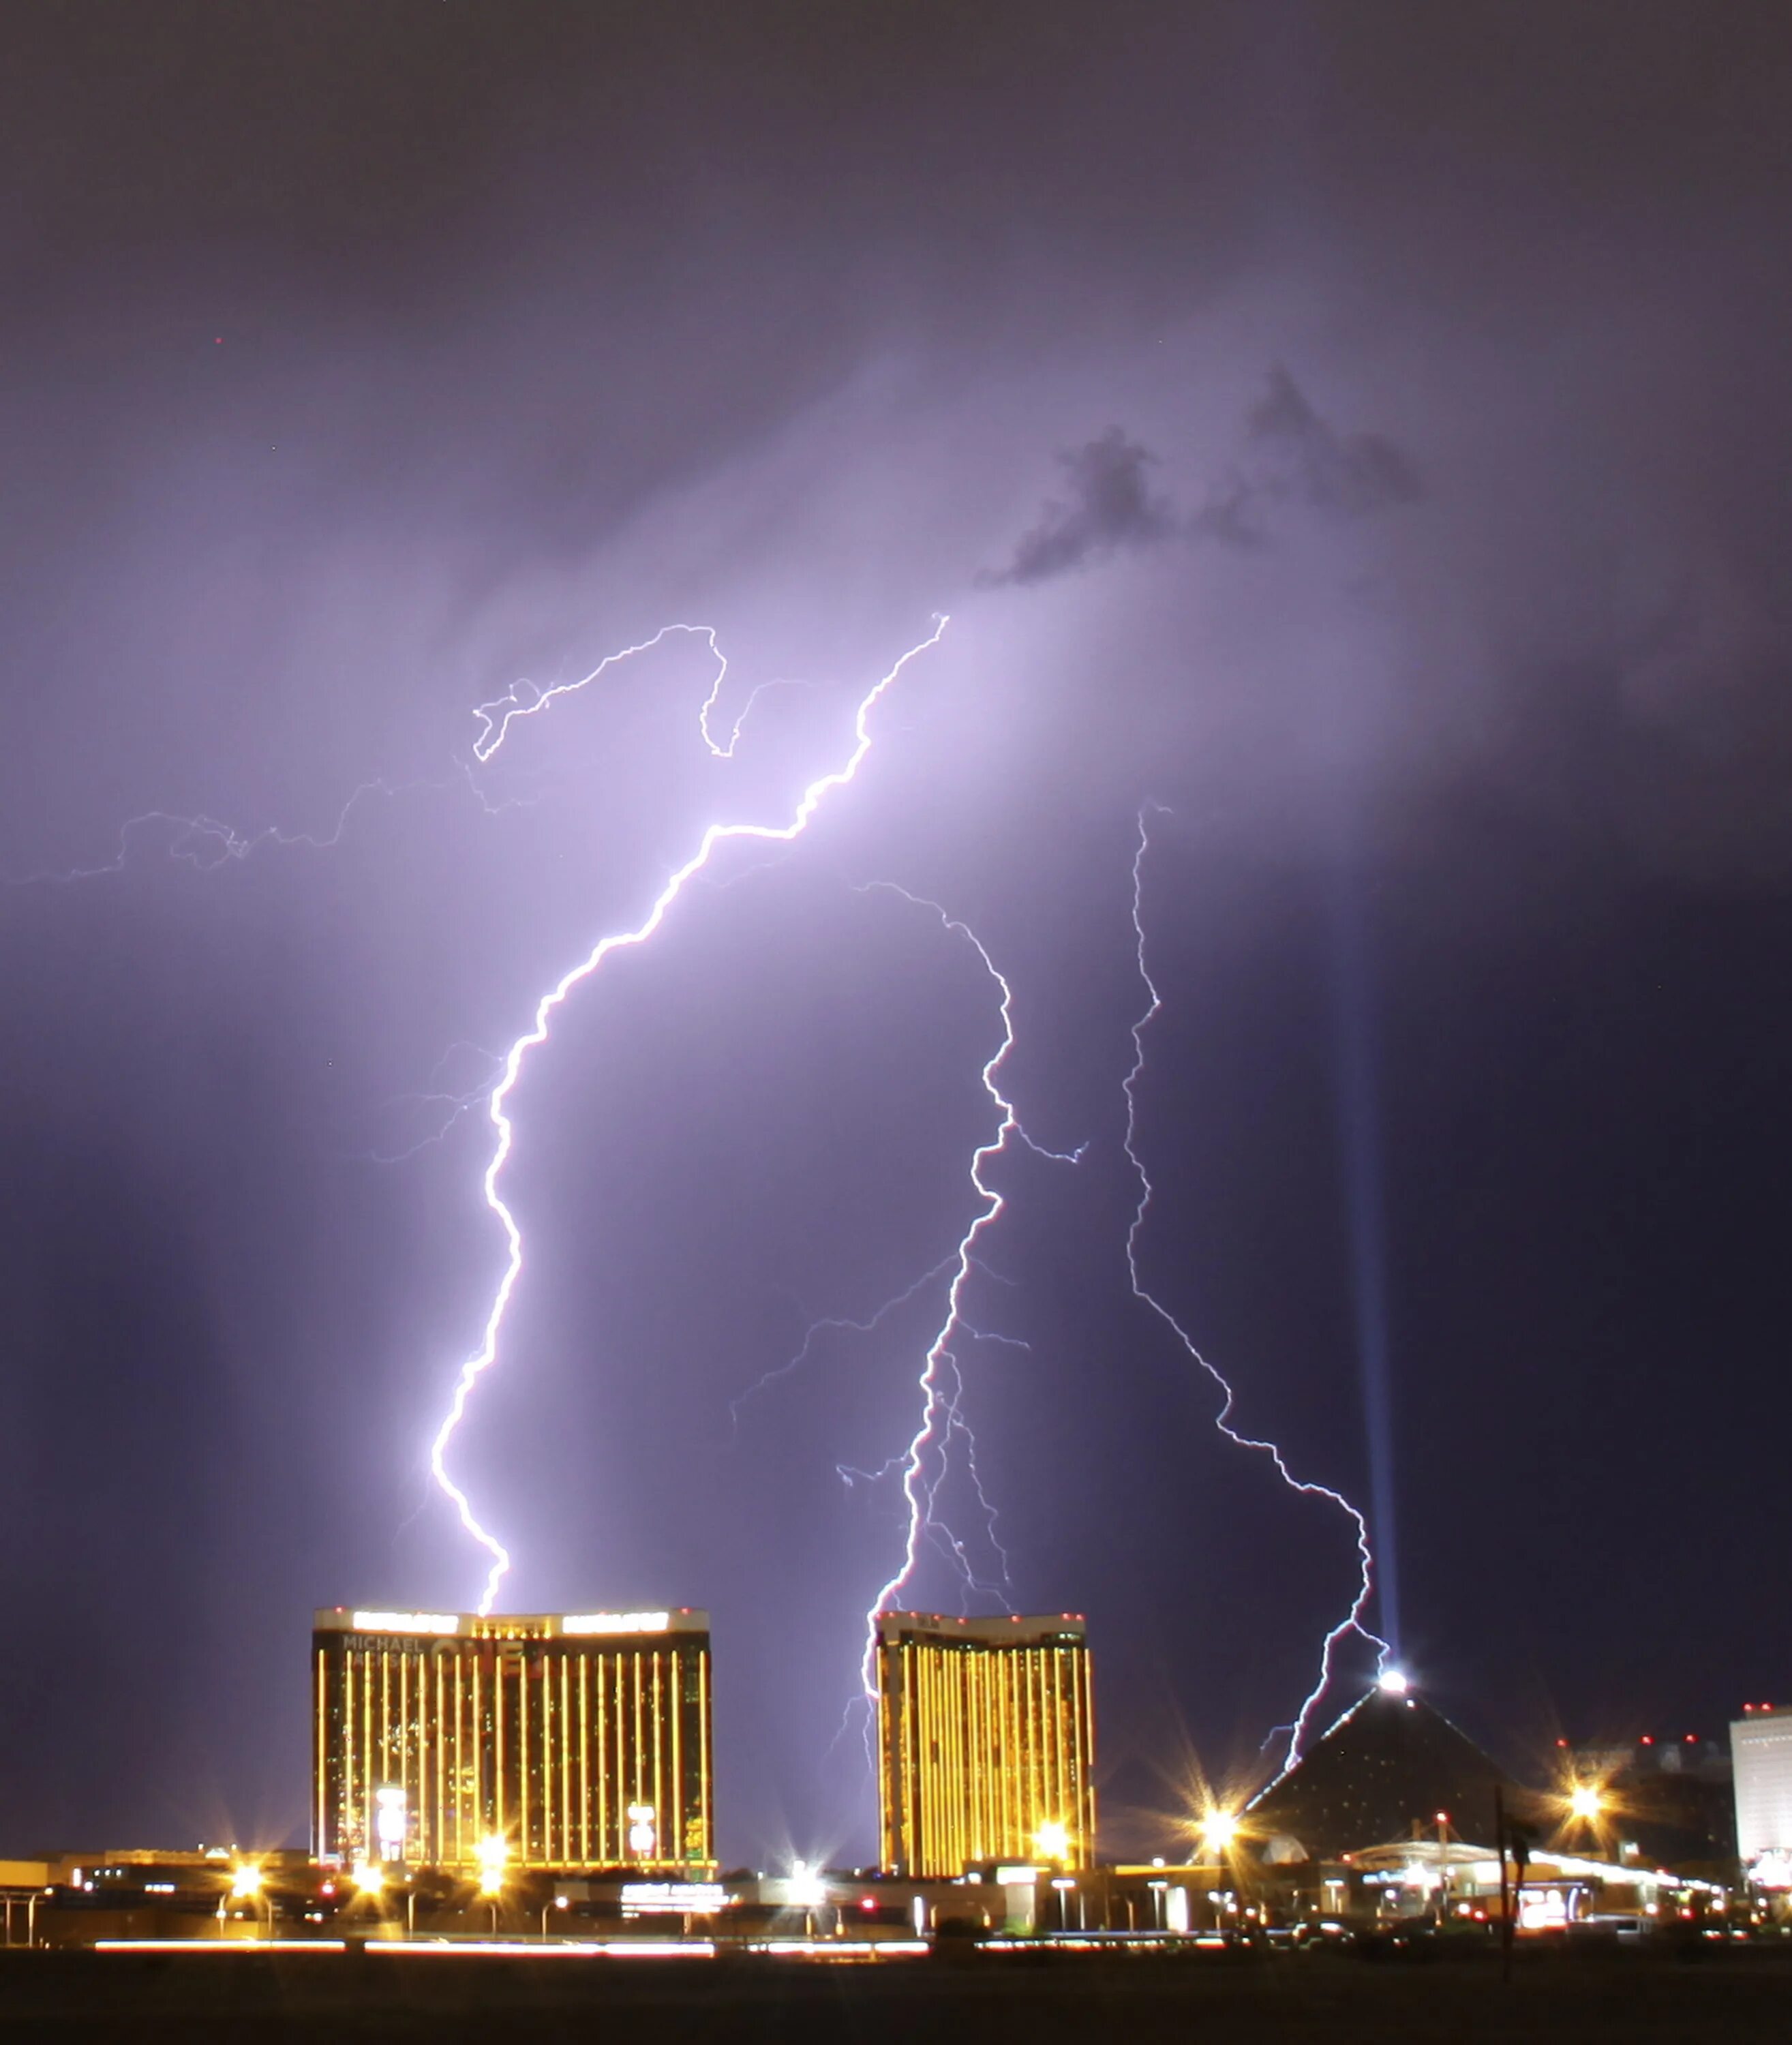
(856, 885), (1082, 1695)
(1124, 804), (1388, 1768)
(430, 619), (950, 1614)
(470, 622), (805, 766)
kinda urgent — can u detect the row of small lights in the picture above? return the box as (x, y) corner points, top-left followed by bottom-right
(211, 1663), (1698, 1916)
(224, 1835), (514, 1907)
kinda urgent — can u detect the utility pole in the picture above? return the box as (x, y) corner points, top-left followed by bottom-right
(1495, 1786), (1512, 1982)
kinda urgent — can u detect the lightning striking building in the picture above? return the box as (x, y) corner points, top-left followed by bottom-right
(875, 1611), (1095, 1877)
(312, 1609), (712, 1873)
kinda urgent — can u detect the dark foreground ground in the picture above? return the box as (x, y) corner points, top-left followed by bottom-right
(0, 1945), (1787, 2043)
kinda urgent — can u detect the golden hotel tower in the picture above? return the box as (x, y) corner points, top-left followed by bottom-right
(876, 1611), (1095, 1877)
(312, 1608), (712, 1871)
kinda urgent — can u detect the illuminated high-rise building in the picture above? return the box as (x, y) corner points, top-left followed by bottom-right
(875, 1611), (1095, 1877)
(1733, 1703), (1792, 1876)
(312, 1608), (712, 1872)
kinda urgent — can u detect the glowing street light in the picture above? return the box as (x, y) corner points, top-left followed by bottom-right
(227, 1861), (272, 1941)
(1567, 1783), (1605, 1825)
(349, 1860), (386, 1898)
(1033, 1821), (1071, 1865)
(475, 1834), (508, 1898)
(1198, 1810), (1239, 1857)
(787, 1860), (828, 1911)
(475, 1834), (508, 1937)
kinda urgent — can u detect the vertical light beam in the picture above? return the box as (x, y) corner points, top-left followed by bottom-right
(1324, 855), (1401, 1660)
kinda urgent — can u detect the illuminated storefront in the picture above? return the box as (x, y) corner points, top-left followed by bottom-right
(312, 1609), (712, 1873)
(875, 1611), (1095, 1877)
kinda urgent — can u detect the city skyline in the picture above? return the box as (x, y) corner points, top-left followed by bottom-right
(3, 0), (1789, 1872)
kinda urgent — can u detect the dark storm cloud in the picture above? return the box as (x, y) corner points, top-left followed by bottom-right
(984, 371), (1419, 584)
(1186, 468), (1269, 551)
(1247, 366), (1423, 519)
(979, 427), (1178, 586)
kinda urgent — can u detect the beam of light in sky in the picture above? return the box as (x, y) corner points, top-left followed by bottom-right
(854, 884), (1083, 1695)
(1124, 805), (1388, 1768)
(431, 619), (950, 1616)
(1324, 858), (1401, 1659)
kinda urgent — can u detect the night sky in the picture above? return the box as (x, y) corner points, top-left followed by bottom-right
(3, 3), (1790, 1866)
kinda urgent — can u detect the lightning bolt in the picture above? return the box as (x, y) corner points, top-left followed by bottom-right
(470, 621), (808, 766)
(1124, 805), (1388, 1768)
(727, 1254), (958, 1441)
(4, 766), (516, 887)
(855, 883), (1082, 1695)
(365, 1041), (506, 1166)
(429, 618), (950, 1614)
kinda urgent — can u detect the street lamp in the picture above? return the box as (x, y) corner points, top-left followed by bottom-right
(1198, 1810), (1239, 1861)
(788, 1859), (827, 1937)
(540, 1894), (568, 1941)
(476, 1835), (507, 1937)
(1568, 1783), (1604, 1825)
(1197, 1811), (1241, 1932)
(229, 1862), (270, 1941)
(348, 1859), (391, 1935)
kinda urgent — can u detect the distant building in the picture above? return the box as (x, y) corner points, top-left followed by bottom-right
(1561, 1731), (1735, 1868)
(312, 1608), (712, 1873)
(1245, 1682), (1525, 1862)
(875, 1611), (1095, 1877)
(1733, 1703), (1792, 1877)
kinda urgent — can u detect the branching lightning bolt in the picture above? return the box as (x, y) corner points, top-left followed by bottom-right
(365, 1042), (506, 1166)
(470, 622), (808, 766)
(1124, 805), (1388, 1769)
(727, 1254), (958, 1440)
(429, 618), (950, 1615)
(855, 883), (1083, 1695)
(5, 766), (519, 887)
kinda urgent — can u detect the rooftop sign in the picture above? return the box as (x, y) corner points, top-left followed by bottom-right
(350, 1611), (461, 1636)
